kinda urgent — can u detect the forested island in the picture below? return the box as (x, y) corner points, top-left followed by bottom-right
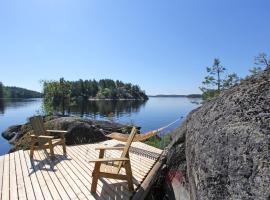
(43, 78), (148, 101)
(43, 78), (148, 108)
(42, 78), (148, 115)
(0, 82), (42, 98)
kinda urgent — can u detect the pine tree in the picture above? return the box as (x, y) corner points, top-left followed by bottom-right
(200, 59), (240, 100)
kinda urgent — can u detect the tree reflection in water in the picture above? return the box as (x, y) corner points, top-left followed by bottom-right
(43, 99), (147, 119)
(0, 99), (4, 114)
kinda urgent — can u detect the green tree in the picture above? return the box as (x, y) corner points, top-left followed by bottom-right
(206, 58), (226, 92)
(42, 78), (71, 115)
(254, 53), (270, 68)
(222, 73), (240, 89)
(200, 59), (225, 99)
(59, 78), (71, 115)
(43, 78), (148, 113)
(200, 59), (240, 100)
(249, 67), (262, 76)
(247, 53), (269, 77)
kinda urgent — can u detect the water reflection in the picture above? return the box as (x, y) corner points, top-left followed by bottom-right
(0, 98), (42, 114)
(0, 97), (201, 155)
(0, 99), (4, 114)
(45, 99), (147, 118)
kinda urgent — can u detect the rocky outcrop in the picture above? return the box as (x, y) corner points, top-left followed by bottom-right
(146, 117), (191, 200)
(149, 67), (270, 200)
(2, 116), (136, 152)
(2, 125), (22, 141)
(185, 67), (270, 200)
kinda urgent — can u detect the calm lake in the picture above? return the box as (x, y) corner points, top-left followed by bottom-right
(0, 97), (201, 155)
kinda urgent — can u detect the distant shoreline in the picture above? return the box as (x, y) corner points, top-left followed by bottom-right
(148, 94), (202, 98)
(88, 98), (146, 101)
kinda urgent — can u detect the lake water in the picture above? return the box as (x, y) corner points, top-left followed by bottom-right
(0, 97), (201, 155)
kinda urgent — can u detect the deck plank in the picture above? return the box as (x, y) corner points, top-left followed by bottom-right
(29, 150), (54, 200)
(9, 153), (18, 200)
(19, 150), (36, 200)
(54, 145), (113, 200)
(67, 145), (132, 199)
(79, 143), (153, 179)
(37, 150), (78, 200)
(77, 144), (144, 185)
(14, 151), (28, 200)
(44, 152), (86, 200)
(1, 154), (10, 200)
(0, 155), (5, 199)
(0, 140), (162, 200)
(50, 147), (93, 200)
(22, 150), (45, 200)
(78, 142), (154, 177)
(36, 150), (71, 200)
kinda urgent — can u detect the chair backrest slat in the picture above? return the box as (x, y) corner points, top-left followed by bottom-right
(29, 116), (48, 146)
(30, 116), (46, 136)
(116, 127), (137, 173)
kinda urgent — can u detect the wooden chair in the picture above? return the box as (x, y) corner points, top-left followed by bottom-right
(89, 126), (137, 193)
(29, 116), (67, 159)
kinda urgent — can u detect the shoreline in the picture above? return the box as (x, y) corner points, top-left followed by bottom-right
(88, 98), (146, 101)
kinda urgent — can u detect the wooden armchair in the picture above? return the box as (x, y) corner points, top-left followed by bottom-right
(89, 127), (137, 193)
(29, 116), (67, 159)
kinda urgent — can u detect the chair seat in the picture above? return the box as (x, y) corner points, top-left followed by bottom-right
(30, 115), (67, 159)
(100, 163), (121, 174)
(45, 138), (63, 146)
(90, 127), (137, 193)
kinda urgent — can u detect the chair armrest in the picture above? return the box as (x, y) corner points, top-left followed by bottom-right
(30, 134), (37, 138)
(46, 130), (68, 133)
(89, 157), (129, 163)
(30, 134), (54, 139)
(38, 135), (54, 139)
(46, 130), (67, 139)
(95, 146), (125, 151)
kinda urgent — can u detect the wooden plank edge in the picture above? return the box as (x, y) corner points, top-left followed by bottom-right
(131, 150), (166, 200)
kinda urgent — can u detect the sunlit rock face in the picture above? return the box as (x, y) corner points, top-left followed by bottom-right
(183, 67), (270, 199)
(148, 67), (270, 200)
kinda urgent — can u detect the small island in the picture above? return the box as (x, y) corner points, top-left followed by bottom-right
(43, 78), (148, 101)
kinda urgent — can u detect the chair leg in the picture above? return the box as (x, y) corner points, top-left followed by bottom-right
(49, 141), (55, 159)
(125, 162), (134, 191)
(62, 142), (66, 155)
(30, 145), (34, 159)
(91, 171), (99, 193)
(91, 149), (104, 193)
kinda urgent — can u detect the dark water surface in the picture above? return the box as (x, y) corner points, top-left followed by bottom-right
(0, 97), (201, 155)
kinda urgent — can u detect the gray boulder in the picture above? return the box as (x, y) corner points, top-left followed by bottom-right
(2, 116), (135, 152)
(149, 67), (270, 200)
(1, 125), (22, 140)
(186, 67), (270, 199)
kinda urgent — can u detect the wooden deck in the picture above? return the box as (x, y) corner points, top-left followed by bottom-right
(0, 139), (162, 200)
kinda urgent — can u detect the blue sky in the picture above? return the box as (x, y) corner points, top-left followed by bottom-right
(0, 0), (270, 95)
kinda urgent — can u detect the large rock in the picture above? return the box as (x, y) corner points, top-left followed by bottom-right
(2, 116), (135, 152)
(147, 118), (191, 200)
(185, 67), (270, 200)
(149, 67), (270, 200)
(2, 125), (21, 140)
